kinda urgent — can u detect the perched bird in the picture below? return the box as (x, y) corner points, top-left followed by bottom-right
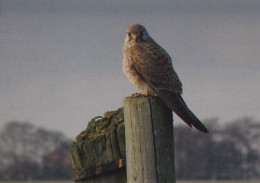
(122, 24), (208, 133)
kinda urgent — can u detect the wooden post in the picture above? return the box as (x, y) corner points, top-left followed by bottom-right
(70, 108), (127, 183)
(124, 97), (175, 183)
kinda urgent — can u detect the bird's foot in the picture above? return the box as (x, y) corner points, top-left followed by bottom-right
(131, 93), (149, 97)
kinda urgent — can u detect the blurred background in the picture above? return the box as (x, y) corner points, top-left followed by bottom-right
(0, 0), (259, 181)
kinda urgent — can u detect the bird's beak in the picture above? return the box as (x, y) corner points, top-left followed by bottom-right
(132, 34), (137, 41)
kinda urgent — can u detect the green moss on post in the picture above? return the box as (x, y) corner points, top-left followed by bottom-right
(70, 108), (126, 183)
(70, 96), (175, 183)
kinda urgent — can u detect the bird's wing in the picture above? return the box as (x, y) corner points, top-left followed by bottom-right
(129, 40), (182, 93)
(129, 39), (208, 133)
(155, 89), (209, 133)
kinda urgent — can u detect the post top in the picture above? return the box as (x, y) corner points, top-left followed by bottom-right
(124, 96), (166, 106)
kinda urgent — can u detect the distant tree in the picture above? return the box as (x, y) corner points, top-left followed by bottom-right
(0, 121), (72, 180)
(1, 117), (259, 180)
(0, 121), (68, 163)
(174, 118), (260, 180)
(1, 157), (41, 180)
(41, 142), (72, 180)
(223, 117), (260, 179)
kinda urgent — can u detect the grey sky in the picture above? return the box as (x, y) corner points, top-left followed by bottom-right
(1, 0), (260, 138)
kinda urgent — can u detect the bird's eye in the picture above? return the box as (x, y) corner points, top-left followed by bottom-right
(127, 32), (131, 37)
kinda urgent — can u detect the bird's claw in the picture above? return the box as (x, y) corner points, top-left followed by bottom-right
(131, 93), (148, 97)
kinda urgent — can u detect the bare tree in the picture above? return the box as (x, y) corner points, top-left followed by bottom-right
(174, 118), (260, 180)
(0, 121), (72, 180)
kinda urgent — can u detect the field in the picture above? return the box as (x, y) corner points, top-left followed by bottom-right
(0, 181), (259, 183)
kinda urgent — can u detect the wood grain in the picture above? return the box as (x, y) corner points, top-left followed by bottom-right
(124, 97), (175, 183)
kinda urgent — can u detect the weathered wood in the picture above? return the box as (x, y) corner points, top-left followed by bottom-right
(124, 97), (175, 183)
(70, 97), (175, 183)
(70, 108), (126, 183)
(73, 159), (125, 181)
(82, 167), (126, 183)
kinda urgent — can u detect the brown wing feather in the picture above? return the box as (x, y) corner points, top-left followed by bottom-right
(129, 39), (183, 94)
(155, 89), (209, 133)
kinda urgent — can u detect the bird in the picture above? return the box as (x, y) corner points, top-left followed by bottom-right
(122, 24), (208, 133)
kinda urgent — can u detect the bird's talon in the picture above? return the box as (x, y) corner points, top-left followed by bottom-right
(131, 93), (148, 97)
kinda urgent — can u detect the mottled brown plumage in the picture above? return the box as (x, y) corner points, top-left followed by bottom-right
(122, 24), (208, 133)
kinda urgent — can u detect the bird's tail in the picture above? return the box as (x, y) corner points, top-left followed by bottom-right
(155, 89), (209, 133)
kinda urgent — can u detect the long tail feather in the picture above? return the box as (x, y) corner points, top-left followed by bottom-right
(155, 89), (209, 133)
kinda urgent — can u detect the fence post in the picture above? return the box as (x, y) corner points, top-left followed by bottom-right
(124, 96), (176, 183)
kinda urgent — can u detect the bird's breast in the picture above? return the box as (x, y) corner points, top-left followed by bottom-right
(122, 55), (149, 91)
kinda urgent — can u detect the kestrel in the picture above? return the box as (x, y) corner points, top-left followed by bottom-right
(122, 24), (208, 133)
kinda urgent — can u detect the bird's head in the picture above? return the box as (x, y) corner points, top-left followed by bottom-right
(125, 24), (150, 43)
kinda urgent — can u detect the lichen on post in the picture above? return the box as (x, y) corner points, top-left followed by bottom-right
(70, 108), (126, 183)
(70, 96), (175, 183)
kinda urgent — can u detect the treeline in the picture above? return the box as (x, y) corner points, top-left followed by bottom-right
(0, 122), (72, 180)
(175, 117), (260, 180)
(0, 117), (259, 180)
